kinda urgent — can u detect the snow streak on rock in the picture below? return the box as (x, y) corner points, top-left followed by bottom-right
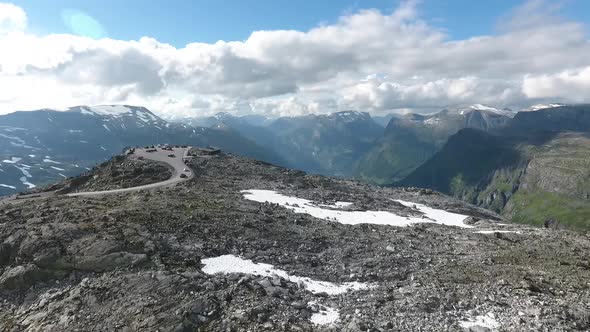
(201, 254), (370, 295)
(241, 190), (471, 228)
(459, 313), (500, 331)
(310, 302), (340, 326)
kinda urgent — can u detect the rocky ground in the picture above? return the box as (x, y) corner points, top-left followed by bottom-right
(0, 150), (589, 331)
(37, 155), (172, 194)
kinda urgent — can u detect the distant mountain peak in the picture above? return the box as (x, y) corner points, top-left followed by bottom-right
(523, 103), (566, 112)
(64, 105), (163, 125)
(213, 112), (234, 120)
(330, 110), (370, 122)
(446, 104), (516, 117)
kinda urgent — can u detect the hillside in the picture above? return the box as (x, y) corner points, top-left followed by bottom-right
(399, 128), (590, 230)
(265, 111), (384, 176)
(0, 150), (589, 331)
(0, 106), (284, 195)
(355, 106), (513, 185)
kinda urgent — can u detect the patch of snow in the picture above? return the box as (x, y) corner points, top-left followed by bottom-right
(469, 104), (515, 117)
(318, 201), (353, 209)
(241, 190), (472, 228)
(470, 104), (500, 112)
(310, 302), (340, 326)
(50, 166), (65, 171)
(524, 103), (565, 112)
(2, 157), (21, 164)
(395, 200), (473, 228)
(28, 155), (36, 158)
(80, 140), (88, 144)
(79, 108), (95, 116)
(0, 133), (26, 144)
(13, 165), (31, 178)
(475, 230), (521, 234)
(59, 173), (67, 178)
(0, 184), (16, 189)
(335, 111), (366, 123)
(102, 124), (111, 132)
(10, 141), (38, 149)
(100, 146), (107, 151)
(201, 254), (370, 295)
(68, 129), (83, 133)
(334, 201), (353, 208)
(424, 117), (442, 126)
(90, 105), (132, 116)
(19, 177), (36, 189)
(0, 126), (27, 132)
(459, 313), (500, 331)
(136, 110), (157, 123)
(43, 158), (60, 164)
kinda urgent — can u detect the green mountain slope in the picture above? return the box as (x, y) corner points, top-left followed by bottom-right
(355, 106), (513, 184)
(399, 129), (590, 230)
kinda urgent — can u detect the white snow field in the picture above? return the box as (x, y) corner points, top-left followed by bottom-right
(241, 190), (471, 228)
(201, 254), (370, 295)
(459, 313), (500, 331)
(309, 302), (340, 326)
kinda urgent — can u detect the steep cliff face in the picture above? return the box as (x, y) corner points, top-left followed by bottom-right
(400, 130), (590, 230)
(502, 133), (590, 230)
(356, 107), (513, 185)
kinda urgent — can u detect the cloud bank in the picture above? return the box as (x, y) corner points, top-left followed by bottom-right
(0, 0), (589, 118)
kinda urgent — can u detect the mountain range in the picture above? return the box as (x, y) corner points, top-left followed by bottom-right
(0, 105), (284, 195)
(2, 103), (589, 230)
(399, 104), (590, 230)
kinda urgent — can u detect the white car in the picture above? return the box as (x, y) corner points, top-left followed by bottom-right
(183, 168), (191, 172)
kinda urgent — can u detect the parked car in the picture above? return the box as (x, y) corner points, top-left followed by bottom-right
(183, 168), (190, 172)
(168, 154), (175, 158)
(179, 174), (188, 178)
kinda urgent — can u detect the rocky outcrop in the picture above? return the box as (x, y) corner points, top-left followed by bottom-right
(40, 155), (173, 194)
(0, 152), (589, 331)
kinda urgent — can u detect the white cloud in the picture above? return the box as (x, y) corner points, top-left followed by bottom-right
(523, 67), (590, 102)
(0, 2), (26, 34)
(0, 0), (589, 117)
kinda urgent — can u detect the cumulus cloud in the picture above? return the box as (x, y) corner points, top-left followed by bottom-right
(0, 0), (589, 117)
(523, 67), (590, 102)
(0, 2), (26, 34)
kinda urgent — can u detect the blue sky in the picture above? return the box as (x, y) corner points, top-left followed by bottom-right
(15, 0), (590, 46)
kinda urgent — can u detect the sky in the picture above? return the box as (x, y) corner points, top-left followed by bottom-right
(1, 0), (590, 118)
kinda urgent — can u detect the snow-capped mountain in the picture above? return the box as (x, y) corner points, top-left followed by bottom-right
(522, 103), (566, 112)
(0, 106), (285, 195)
(355, 105), (514, 184)
(464, 104), (516, 117)
(178, 110), (384, 177)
